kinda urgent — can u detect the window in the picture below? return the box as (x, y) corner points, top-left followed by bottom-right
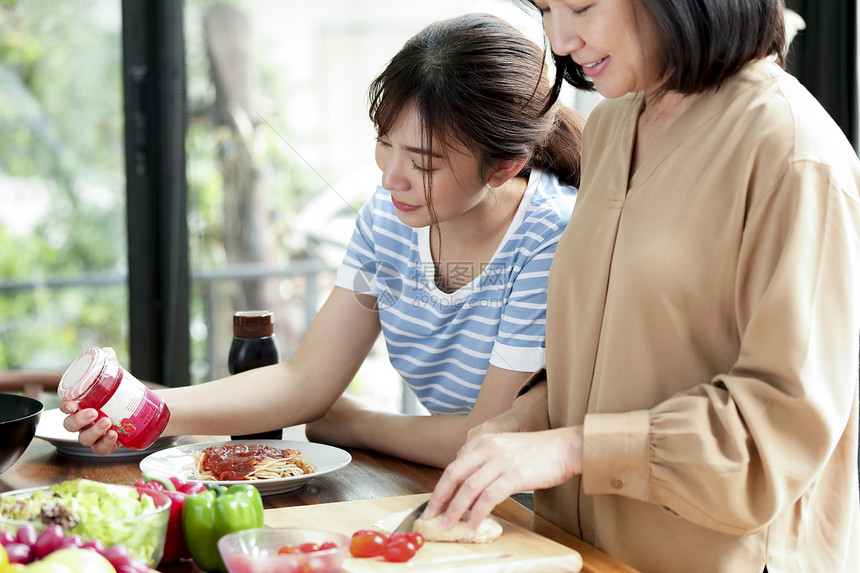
(0, 0), (128, 372)
(4, 1), (851, 416)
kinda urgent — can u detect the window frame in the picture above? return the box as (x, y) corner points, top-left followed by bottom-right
(122, 0), (190, 387)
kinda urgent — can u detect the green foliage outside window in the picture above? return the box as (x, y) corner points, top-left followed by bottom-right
(1, 0), (325, 380)
(0, 0), (127, 371)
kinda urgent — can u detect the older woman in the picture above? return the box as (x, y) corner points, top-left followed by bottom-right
(427, 2), (860, 572)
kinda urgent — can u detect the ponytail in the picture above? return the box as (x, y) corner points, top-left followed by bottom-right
(528, 104), (584, 188)
(370, 13), (584, 191)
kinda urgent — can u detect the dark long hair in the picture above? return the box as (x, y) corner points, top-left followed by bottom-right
(521, 0), (786, 101)
(368, 13), (583, 210)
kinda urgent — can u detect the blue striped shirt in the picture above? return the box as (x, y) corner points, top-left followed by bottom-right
(335, 169), (576, 414)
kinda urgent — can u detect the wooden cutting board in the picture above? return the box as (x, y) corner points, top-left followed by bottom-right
(264, 494), (583, 572)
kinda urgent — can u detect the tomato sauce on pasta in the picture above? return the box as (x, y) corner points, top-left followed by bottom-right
(194, 444), (314, 481)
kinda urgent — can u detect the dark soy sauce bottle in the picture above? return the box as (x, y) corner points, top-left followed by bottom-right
(229, 310), (283, 441)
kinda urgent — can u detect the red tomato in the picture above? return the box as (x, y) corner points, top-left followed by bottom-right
(405, 531), (425, 549)
(298, 542), (320, 553)
(278, 544), (301, 554)
(351, 529), (383, 539)
(318, 541), (338, 551)
(382, 534), (418, 563)
(349, 531), (387, 558)
(387, 533), (414, 546)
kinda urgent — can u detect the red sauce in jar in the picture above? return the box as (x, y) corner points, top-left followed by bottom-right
(59, 347), (170, 450)
(200, 444), (289, 481)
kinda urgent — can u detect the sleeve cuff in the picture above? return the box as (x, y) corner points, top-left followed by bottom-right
(335, 264), (376, 295)
(490, 343), (546, 373)
(582, 410), (651, 501)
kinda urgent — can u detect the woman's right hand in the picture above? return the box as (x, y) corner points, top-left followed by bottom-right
(425, 425), (584, 531)
(59, 400), (121, 455)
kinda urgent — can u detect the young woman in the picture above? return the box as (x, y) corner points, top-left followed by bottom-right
(61, 13), (584, 469)
(428, 2), (860, 572)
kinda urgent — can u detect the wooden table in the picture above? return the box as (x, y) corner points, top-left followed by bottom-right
(0, 434), (639, 573)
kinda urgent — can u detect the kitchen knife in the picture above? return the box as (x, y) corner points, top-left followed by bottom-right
(392, 500), (429, 535)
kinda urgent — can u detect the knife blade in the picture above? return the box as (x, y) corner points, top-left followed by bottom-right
(392, 500), (429, 534)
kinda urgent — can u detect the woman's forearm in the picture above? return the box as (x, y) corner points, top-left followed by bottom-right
(349, 409), (473, 468)
(157, 287), (381, 437)
(158, 361), (342, 436)
(323, 380), (551, 468)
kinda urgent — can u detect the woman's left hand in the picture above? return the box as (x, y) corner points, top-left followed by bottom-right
(425, 425), (584, 529)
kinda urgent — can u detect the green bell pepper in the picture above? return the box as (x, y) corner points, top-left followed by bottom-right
(181, 484), (264, 573)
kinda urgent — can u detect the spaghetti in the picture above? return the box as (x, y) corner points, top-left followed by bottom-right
(192, 444), (314, 481)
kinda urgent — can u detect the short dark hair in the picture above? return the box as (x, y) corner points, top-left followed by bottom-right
(524, 0), (786, 97)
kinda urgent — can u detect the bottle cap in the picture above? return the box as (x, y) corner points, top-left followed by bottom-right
(233, 310), (275, 338)
(59, 347), (109, 401)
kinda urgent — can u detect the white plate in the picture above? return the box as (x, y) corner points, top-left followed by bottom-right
(138, 439), (351, 496)
(34, 408), (179, 460)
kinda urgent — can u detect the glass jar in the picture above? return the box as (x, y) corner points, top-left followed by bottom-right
(58, 347), (170, 450)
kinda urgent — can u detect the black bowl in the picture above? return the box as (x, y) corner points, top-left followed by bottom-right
(0, 393), (43, 474)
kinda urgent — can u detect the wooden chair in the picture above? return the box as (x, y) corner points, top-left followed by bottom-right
(0, 371), (62, 400)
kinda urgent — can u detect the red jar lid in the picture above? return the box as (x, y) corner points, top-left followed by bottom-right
(233, 310), (275, 338)
(58, 347), (109, 401)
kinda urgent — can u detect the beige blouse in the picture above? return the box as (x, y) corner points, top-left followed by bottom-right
(536, 60), (860, 572)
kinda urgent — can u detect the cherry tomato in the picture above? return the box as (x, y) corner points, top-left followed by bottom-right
(349, 530), (387, 558)
(278, 545), (301, 554)
(298, 542), (320, 553)
(351, 529), (382, 539)
(382, 534), (417, 563)
(405, 531), (425, 549)
(318, 541), (338, 551)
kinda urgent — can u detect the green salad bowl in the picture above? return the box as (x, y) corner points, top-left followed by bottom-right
(0, 480), (170, 566)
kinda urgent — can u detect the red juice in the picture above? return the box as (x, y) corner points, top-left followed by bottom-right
(59, 347), (170, 450)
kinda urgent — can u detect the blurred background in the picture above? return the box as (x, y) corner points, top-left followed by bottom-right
(0, 0), (854, 414)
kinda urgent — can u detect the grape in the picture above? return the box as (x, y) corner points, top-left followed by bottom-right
(32, 524), (65, 558)
(117, 562), (151, 573)
(81, 538), (107, 555)
(58, 534), (83, 550)
(3, 524), (147, 571)
(104, 543), (132, 568)
(15, 524), (38, 547)
(5, 542), (32, 564)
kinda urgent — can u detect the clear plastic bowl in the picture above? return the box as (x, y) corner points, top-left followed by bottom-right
(0, 483), (169, 566)
(218, 527), (349, 573)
